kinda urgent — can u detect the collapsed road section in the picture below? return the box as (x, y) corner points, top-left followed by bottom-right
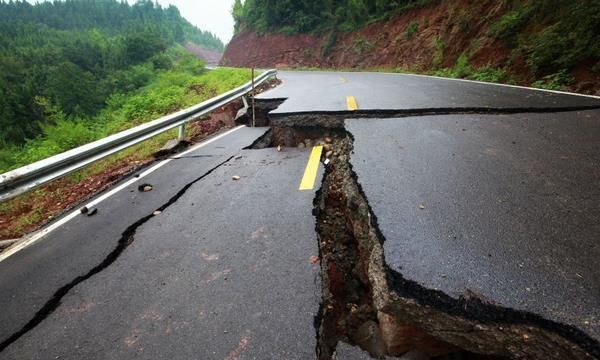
(0, 79), (597, 359)
(254, 106), (600, 359)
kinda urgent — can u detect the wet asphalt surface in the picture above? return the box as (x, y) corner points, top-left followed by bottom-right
(258, 71), (600, 114)
(0, 70), (599, 359)
(347, 111), (600, 341)
(1, 147), (322, 359)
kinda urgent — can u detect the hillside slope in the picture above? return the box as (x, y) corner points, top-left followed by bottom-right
(222, 0), (599, 94)
(185, 44), (223, 67)
(0, 0), (224, 145)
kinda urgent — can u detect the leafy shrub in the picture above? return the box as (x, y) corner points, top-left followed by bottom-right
(432, 54), (509, 84)
(107, 64), (154, 94)
(527, 25), (592, 74)
(151, 53), (174, 70)
(531, 70), (575, 90)
(522, 1), (599, 74)
(431, 36), (446, 69)
(353, 37), (374, 55)
(488, 6), (535, 40)
(405, 22), (419, 39)
(452, 54), (471, 78)
(469, 67), (508, 83)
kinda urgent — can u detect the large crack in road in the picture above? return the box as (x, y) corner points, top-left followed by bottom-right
(311, 133), (599, 360)
(1, 99), (598, 359)
(253, 105), (600, 359)
(0, 155), (236, 353)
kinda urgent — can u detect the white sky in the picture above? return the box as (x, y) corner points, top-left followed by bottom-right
(25, 0), (236, 44)
(147, 0), (236, 43)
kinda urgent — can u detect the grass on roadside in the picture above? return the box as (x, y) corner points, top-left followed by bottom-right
(0, 49), (254, 239)
(0, 50), (251, 174)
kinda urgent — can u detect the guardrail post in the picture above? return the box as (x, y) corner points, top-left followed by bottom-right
(0, 69), (277, 203)
(251, 68), (256, 127)
(178, 123), (186, 141)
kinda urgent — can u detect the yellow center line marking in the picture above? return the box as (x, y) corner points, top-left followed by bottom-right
(346, 96), (358, 111)
(299, 146), (323, 191)
(340, 77), (348, 84)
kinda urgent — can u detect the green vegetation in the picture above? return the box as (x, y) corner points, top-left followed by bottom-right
(431, 36), (445, 69)
(352, 37), (374, 55)
(488, 5), (535, 40)
(405, 22), (419, 39)
(531, 70), (575, 90)
(433, 54), (511, 84)
(0, 51), (251, 173)
(0, 0), (224, 148)
(489, 1), (599, 75)
(233, 0), (598, 91)
(232, 0), (438, 35)
(0, 0), (251, 174)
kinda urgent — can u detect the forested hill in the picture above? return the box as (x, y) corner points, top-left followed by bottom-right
(232, 0), (413, 34)
(226, 0), (599, 94)
(0, 0), (223, 51)
(0, 0), (222, 145)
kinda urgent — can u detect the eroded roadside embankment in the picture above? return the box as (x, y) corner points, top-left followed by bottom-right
(255, 109), (600, 360)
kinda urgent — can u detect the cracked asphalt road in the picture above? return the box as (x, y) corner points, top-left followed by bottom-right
(1, 148), (322, 359)
(257, 71), (600, 115)
(0, 70), (599, 359)
(347, 111), (600, 341)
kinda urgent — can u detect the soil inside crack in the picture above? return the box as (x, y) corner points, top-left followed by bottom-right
(300, 127), (598, 360)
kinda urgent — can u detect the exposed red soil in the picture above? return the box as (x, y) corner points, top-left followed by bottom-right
(222, 1), (510, 70)
(221, 0), (598, 94)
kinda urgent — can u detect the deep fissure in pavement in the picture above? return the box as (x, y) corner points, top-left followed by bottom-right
(0, 156), (236, 353)
(268, 103), (600, 128)
(314, 135), (495, 360)
(311, 132), (599, 360)
(254, 113), (600, 359)
(236, 98), (285, 127)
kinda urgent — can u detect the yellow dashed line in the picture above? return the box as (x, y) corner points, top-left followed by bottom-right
(299, 146), (323, 191)
(346, 96), (358, 111)
(340, 77), (348, 84)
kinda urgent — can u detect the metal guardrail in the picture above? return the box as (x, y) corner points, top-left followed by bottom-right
(0, 69), (277, 203)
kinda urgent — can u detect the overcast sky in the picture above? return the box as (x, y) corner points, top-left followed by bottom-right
(146, 0), (236, 43)
(25, 0), (236, 43)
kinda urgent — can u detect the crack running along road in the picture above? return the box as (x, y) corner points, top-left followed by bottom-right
(0, 156), (235, 352)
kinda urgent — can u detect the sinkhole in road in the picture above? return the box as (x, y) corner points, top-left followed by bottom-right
(246, 109), (599, 359)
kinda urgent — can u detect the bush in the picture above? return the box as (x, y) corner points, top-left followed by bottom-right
(469, 67), (508, 83)
(527, 25), (588, 74)
(531, 70), (574, 90)
(405, 22), (419, 39)
(488, 6), (535, 40)
(432, 36), (446, 69)
(432, 54), (509, 84)
(522, 1), (599, 74)
(352, 37), (374, 55)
